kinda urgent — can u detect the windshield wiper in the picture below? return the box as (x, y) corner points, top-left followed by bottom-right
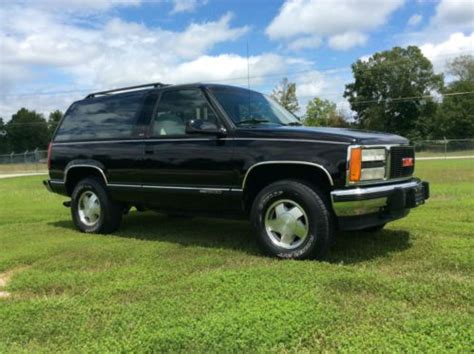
(236, 118), (270, 126)
(285, 121), (303, 126)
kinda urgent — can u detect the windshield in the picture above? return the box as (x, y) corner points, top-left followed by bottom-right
(210, 87), (301, 127)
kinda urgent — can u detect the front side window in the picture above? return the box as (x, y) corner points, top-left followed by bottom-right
(152, 89), (218, 136)
(55, 92), (145, 141)
(210, 87), (300, 127)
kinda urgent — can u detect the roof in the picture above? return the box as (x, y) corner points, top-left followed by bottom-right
(84, 82), (251, 99)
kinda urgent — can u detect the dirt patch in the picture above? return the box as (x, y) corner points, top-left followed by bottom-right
(0, 266), (28, 299)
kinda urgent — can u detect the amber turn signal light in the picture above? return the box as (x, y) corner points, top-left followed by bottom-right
(349, 147), (362, 182)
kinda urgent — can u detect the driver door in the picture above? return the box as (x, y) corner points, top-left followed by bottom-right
(142, 88), (237, 213)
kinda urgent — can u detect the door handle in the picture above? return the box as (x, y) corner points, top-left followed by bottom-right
(145, 148), (154, 155)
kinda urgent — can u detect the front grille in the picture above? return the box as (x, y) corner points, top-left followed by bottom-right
(390, 146), (414, 178)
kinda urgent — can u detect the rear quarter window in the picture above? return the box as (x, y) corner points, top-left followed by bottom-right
(54, 91), (145, 141)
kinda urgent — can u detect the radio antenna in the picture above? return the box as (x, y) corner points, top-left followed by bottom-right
(246, 42), (252, 118)
(246, 42), (250, 90)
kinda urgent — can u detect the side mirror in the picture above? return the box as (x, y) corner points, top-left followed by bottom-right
(185, 120), (227, 137)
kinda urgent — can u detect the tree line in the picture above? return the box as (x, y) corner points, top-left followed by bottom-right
(271, 48), (473, 141)
(1, 46), (472, 154)
(0, 110), (63, 154)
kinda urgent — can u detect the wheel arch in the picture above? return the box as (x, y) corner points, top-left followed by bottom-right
(242, 161), (334, 212)
(64, 162), (108, 196)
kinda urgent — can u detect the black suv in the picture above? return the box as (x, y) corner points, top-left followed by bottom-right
(44, 82), (429, 259)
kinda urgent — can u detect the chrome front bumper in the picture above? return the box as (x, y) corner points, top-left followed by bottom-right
(331, 179), (429, 217)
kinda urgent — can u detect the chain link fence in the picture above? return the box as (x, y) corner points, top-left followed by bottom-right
(0, 149), (48, 174)
(414, 139), (474, 159)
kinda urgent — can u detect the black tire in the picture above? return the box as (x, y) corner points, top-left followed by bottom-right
(250, 180), (333, 260)
(360, 223), (386, 232)
(71, 177), (123, 234)
(167, 213), (194, 219)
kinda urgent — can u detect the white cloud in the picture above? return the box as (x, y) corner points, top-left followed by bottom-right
(0, 5), (294, 119)
(287, 68), (351, 115)
(266, 0), (404, 50)
(432, 0), (474, 28)
(287, 35), (322, 51)
(170, 0), (207, 14)
(295, 71), (328, 98)
(328, 32), (367, 50)
(169, 54), (287, 84)
(359, 54), (372, 62)
(407, 14), (422, 27)
(395, 0), (473, 74)
(420, 32), (474, 72)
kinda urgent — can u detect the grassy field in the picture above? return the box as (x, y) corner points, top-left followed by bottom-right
(416, 150), (474, 158)
(0, 160), (473, 352)
(0, 163), (47, 175)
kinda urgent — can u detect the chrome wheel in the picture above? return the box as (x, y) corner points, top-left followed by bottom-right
(264, 199), (309, 250)
(78, 191), (101, 227)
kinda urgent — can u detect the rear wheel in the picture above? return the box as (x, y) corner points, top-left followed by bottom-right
(251, 180), (333, 260)
(71, 178), (122, 234)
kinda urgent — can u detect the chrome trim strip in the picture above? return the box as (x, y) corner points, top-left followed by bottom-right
(141, 185), (227, 191)
(242, 161), (334, 189)
(52, 137), (349, 146)
(64, 164), (108, 184)
(107, 183), (243, 193)
(223, 138), (350, 145)
(50, 180), (65, 185)
(53, 138), (215, 145)
(332, 180), (420, 199)
(107, 183), (140, 188)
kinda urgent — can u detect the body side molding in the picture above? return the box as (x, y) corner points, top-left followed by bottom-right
(107, 183), (243, 193)
(242, 161), (334, 189)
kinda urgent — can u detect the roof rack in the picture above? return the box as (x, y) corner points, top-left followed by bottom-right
(86, 82), (169, 98)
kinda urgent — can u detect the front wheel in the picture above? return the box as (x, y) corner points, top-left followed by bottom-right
(71, 178), (123, 234)
(360, 223), (386, 232)
(251, 180), (333, 260)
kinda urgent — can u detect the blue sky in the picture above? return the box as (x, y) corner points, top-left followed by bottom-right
(0, 0), (473, 119)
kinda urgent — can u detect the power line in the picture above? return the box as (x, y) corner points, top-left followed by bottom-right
(4, 91), (474, 126)
(1, 50), (471, 99)
(347, 91), (474, 107)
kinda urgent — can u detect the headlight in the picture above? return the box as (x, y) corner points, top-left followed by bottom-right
(348, 147), (387, 183)
(362, 148), (386, 162)
(361, 167), (385, 180)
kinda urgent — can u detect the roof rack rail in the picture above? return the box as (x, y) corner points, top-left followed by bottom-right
(86, 82), (168, 98)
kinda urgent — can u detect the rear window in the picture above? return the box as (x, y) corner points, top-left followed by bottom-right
(54, 92), (145, 141)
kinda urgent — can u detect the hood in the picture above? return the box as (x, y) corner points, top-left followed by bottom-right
(238, 126), (409, 145)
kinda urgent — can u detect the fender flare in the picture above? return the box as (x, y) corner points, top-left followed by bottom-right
(242, 161), (334, 191)
(64, 160), (108, 185)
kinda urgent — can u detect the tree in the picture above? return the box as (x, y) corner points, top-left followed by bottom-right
(271, 78), (300, 114)
(344, 46), (443, 140)
(304, 97), (349, 127)
(6, 108), (50, 153)
(0, 118), (9, 154)
(447, 55), (474, 82)
(433, 55), (474, 138)
(48, 110), (63, 137)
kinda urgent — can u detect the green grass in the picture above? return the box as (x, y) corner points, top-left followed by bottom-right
(0, 160), (473, 352)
